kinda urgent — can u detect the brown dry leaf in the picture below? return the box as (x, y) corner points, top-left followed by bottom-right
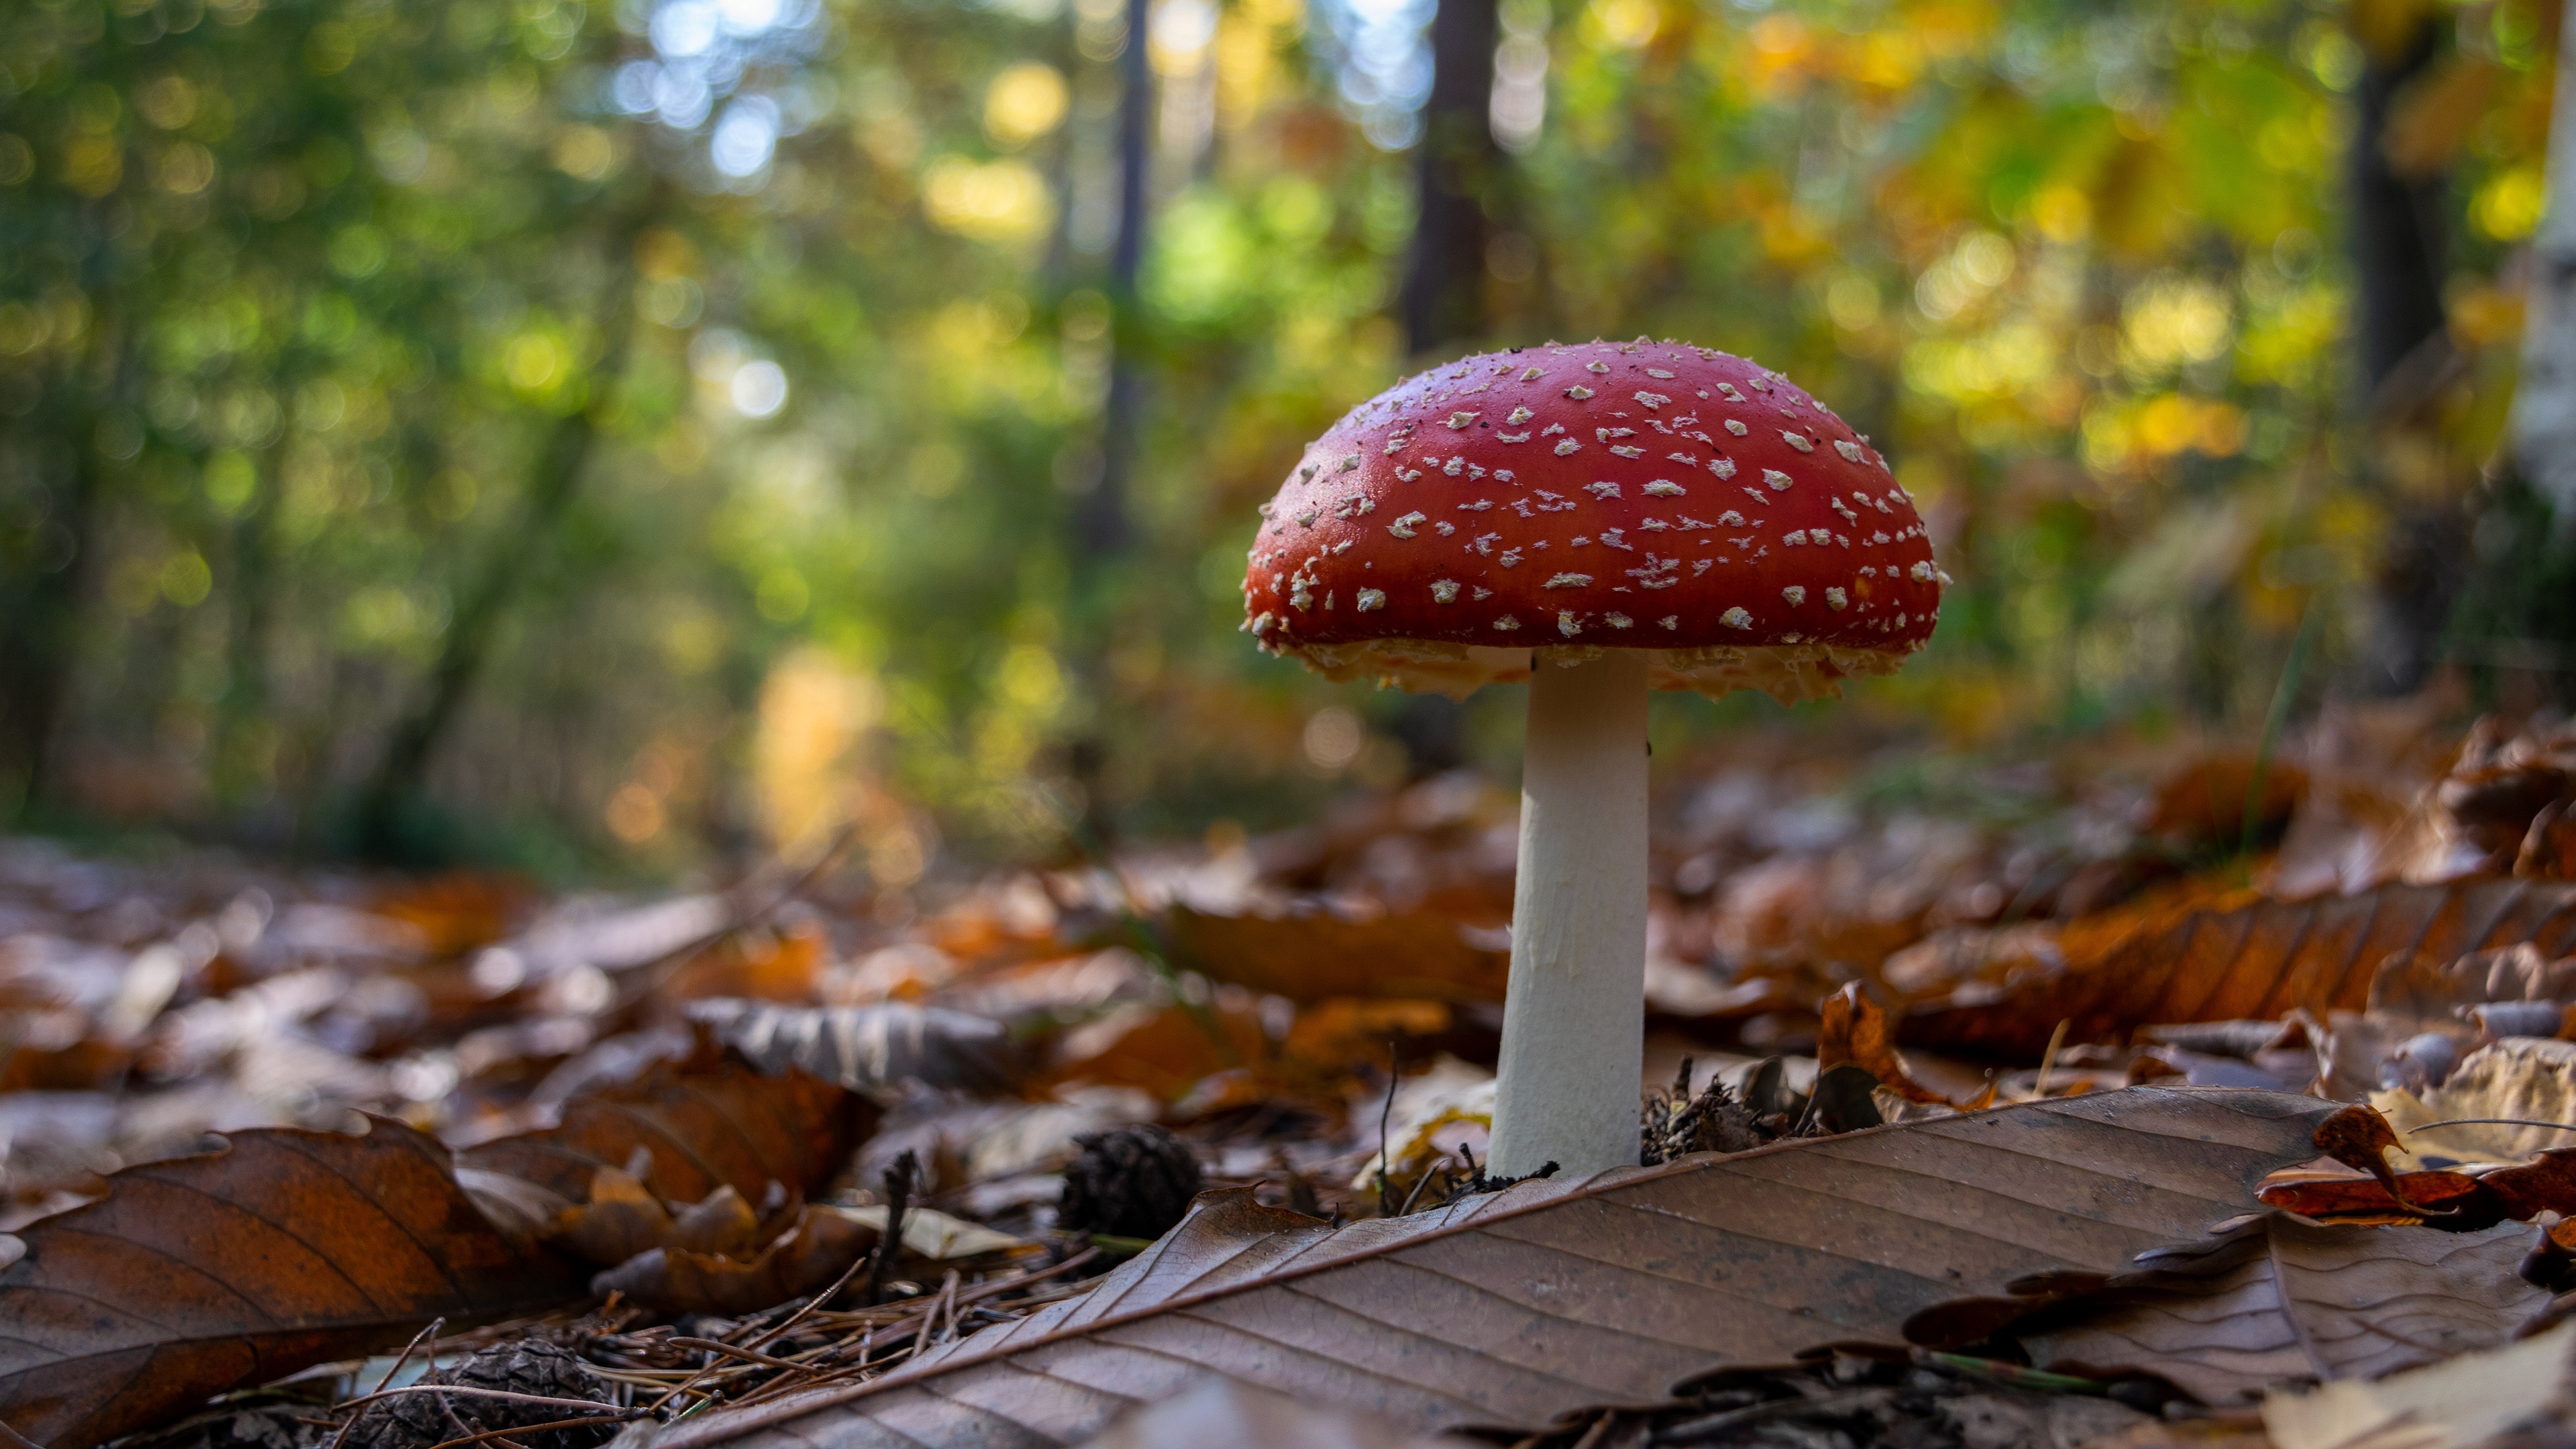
(1902, 880), (2576, 1059)
(688, 998), (1024, 1095)
(458, 1057), (873, 1209)
(1039, 1000), (1271, 1103)
(1943, 1214), (2548, 1405)
(1163, 904), (1508, 1005)
(594, 1201), (880, 1315)
(2522, 802), (2576, 881)
(653, 1087), (2340, 1448)
(1817, 982), (1949, 1104)
(2261, 1318), (2576, 1449)
(0, 1118), (579, 1449)
(2376, 1038), (2576, 1164)
(1077, 1378), (1477, 1448)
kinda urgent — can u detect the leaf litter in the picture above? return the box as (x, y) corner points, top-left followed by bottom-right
(5, 705), (2576, 1446)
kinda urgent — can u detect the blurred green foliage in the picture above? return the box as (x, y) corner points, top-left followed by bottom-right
(0, 0), (2564, 878)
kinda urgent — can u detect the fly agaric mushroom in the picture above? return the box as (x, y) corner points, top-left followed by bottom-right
(1240, 339), (1945, 1177)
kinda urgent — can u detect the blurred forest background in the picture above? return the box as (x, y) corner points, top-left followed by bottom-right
(5, 0), (2576, 881)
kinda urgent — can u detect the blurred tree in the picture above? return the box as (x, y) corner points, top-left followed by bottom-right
(4, 0), (2571, 872)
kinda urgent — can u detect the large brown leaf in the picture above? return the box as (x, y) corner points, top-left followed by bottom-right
(1899, 880), (2576, 1057)
(2007, 1215), (2548, 1403)
(655, 1087), (2339, 1449)
(1163, 904), (1508, 1004)
(458, 1057), (871, 1208)
(0, 1118), (580, 1449)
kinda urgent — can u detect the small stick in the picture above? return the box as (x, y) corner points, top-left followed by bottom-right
(327, 1385), (627, 1417)
(325, 1316), (449, 1449)
(2032, 1019), (2070, 1097)
(865, 1149), (921, 1307)
(1377, 1040), (1401, 1216)
(415, 1412), (644, 1449)
(743, 1241), (872, 1352)
(670, 1337), (808, 1371)
(2415, 1117), (2576, 1133)
(371, 1318), (448, 1396)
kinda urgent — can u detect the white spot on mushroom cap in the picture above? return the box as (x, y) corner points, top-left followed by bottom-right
(1783, 586), (1807, 604)
(1721, 606), (1752, 629)
(1493, 614), (1520, 630)
(1658, 614), (1678, 629)
(1389, 511), (1428, 538)
(1826, 587), (1847, 610)
(1557, 610), (1582, 637)
(1781, 431), (1814, 453)
(1762, 469), (1792, 490)
(1356, 588), (1385, 611)
(1543, 572), (1593, 588)
(1834, 439), (1864, 462)
(1554, 439), (1582, 455)
(1644, 480), (1685, 496)
(1432, 578), (1460, 602)
(1725, 419), (1749, 436)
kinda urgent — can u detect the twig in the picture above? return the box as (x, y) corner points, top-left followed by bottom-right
(2032, 1018), (2070, 1097)
(1377, 1040), (1401, 1217)
(415, 1412), (645, 1449)
(373, 1318), (449, 1395)
(670, 1338), (810, 1372)
(327, 1385), (627, 1417)
(2415, 1117), (2576, 1133)
(742, 1240), (872, 1353)
(865, 1148), (920, 1307)
(325, 1316), (450, 1449)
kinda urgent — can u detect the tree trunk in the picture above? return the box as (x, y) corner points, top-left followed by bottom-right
(2352, 19), (2449, 393)
(1400, 0), (1500, 357)
(2351, 11), (2460, 693)
(352, 209), (647, 862)
(1081, 0), (1152, 564)
(0, 416), (106, 817)
(2515, 0), (2576, 527)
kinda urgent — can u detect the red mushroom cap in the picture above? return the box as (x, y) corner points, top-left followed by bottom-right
(1240, 339), (1947, 701)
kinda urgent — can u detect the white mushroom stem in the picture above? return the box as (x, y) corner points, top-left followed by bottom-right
(1487, 648), (1650, 1179)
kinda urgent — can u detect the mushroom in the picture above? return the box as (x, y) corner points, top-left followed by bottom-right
(1240, 339), (1946, 1177)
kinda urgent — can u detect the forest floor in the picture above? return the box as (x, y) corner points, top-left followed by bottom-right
(5, 690), (2576, 1448)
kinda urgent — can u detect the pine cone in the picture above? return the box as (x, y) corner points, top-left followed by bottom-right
(346, 1338), (613, 1449)
(1057, 1124), (1203, 1240)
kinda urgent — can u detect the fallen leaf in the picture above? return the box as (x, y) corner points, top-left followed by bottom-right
(2522, 800), (2576, 880)
(0, 1118), (580, 1449)
(651, 1087), (2341, 1448)
(1933, 1214), (2549, 1404)
(458, 1057), (873, 1210)
(2261, 1317), (2576, 1449)
(1162, 904), (1508, 1005)
(1817, 982), (1948, 1104)
(834, 1203), (1030, 1260)
(688, 998), (1024, 1095)
(2375, 1038), (2576, 1165)
(1038, 1000), (1270, 1104)
(593, 1202), (879, 1316)
(1078, 1378), (1476, 1448)
(2147, 754), (2307, 853)
(1902, 881), (2576, 1059)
